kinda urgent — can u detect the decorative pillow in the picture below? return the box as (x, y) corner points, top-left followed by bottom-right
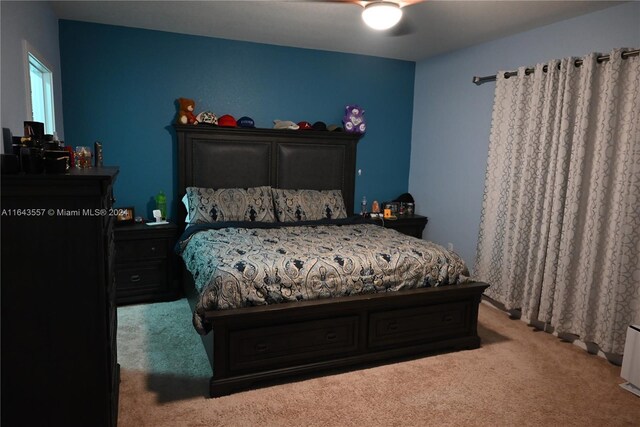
(182, 194), (191, 223)
(271, 188), (347, 222)
(185, 186), (276, 224)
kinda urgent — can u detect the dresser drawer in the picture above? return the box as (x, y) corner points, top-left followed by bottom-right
(115, 238), (167, 262)
(229, 316), (359, 373)
(115, 261), (166, 291)
(368, 302), (469, 349)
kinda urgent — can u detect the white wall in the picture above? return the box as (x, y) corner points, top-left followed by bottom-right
(1, 0), (64, 151)
(409, 2), (640, 268)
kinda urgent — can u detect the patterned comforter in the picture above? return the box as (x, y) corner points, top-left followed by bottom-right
(178, 220), (470, 334)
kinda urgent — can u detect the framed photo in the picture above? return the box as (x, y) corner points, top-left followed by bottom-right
(116, 207), (135, 225)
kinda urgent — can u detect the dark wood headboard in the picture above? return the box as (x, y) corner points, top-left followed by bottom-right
(174, 125), (362, 224)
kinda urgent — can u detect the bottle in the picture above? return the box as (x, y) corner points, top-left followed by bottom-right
(361, 196), (367, 216)
(155, 191), (167, 220)
(94, 141), (103, 167)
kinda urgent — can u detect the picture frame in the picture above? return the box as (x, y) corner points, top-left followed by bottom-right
(116, 207), (135, 225)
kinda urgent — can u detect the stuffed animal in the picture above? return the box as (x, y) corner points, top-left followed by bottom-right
(342, 104), (366, 134)
(273, 120), (299, 130)
(176, 98), (198, 125)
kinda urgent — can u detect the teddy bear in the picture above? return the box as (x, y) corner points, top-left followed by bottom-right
(342, 104), (366, 134)
(176, 98), (198, 125)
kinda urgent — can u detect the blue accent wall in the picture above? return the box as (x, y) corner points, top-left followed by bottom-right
(59, 21), (415, 220)
(409, 2), (640, 266)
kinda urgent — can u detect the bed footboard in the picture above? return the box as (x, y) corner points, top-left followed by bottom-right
(187, 278), (488, 397)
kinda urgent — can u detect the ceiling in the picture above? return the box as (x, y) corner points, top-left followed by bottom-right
(50, 1), (622, 62)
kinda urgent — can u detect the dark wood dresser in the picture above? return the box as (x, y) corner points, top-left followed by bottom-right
(114, 222), (180, 305)
(373, 214), (429, 238)
(1, 167), (120, 427)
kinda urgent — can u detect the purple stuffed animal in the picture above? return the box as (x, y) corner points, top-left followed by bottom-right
(343, 105), (366, 134)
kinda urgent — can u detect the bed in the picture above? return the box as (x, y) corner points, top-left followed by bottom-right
(174, 124), (489, 397)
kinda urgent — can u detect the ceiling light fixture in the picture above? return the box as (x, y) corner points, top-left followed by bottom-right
(362, 2), (403, 31)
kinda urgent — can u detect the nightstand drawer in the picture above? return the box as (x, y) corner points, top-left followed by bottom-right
(114, 222), (180, 305)
(386, 223), (423, 238)
(115, 238), (167, 262)
(372, 214), (428, 239)
(115, 262), (167, 290)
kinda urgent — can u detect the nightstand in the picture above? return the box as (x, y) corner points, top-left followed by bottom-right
(114, 222), (180, 305)
(374, 214), (429, 238)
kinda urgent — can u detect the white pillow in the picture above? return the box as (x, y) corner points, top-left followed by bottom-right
(182, 194), (190, 223)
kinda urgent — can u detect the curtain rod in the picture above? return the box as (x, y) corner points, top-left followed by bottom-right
(472, 49), (640, 86)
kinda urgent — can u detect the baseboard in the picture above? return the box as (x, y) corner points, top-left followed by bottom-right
(619, 382), (640, 397)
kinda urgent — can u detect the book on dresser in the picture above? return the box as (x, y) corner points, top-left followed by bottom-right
(1, 167), (120, 427)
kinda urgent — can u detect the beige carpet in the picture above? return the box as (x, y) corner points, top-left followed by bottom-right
(118, 302), (640, 427)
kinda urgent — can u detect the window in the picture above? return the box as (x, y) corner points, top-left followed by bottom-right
(27, 52), (55, 135)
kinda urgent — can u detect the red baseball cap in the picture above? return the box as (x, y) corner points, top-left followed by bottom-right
(218, 114), (237, 127)
(297, 121), (312, 130)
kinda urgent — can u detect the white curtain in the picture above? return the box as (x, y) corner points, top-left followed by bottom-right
(474, 48), (640, 354)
